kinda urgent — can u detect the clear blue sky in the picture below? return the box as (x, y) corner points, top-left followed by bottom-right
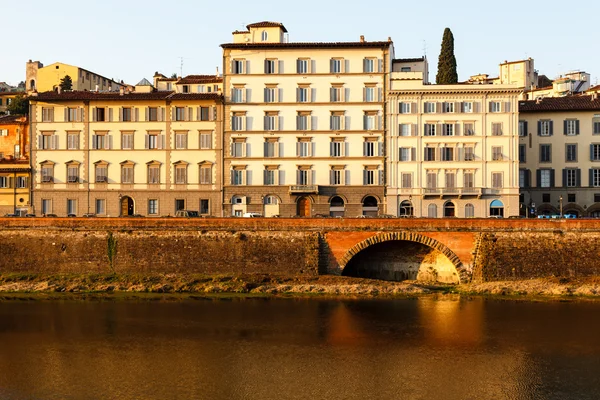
(2, 0), (599, 87)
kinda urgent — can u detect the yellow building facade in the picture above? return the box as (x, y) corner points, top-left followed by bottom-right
(29, 90), (223, 217)
(0, 115), (31, 215)
(26, 61), (124, 93)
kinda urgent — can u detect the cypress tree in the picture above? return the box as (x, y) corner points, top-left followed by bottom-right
(59, 75), (73, 91)
(436, 28), (458, 84)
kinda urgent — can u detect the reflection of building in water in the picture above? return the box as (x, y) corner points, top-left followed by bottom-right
(417, 297), (485, 345)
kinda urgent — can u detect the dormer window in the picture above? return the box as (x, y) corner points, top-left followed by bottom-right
(261, 30), (268, 41)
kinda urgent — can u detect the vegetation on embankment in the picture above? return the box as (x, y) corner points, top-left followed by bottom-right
(2, 274), (600, 299)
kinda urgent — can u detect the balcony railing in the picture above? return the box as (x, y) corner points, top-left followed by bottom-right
(423, 187), (482, 197)
(289, 185), (318, 194)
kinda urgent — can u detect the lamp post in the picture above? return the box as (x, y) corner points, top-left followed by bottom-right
(559, 195), (563, 218)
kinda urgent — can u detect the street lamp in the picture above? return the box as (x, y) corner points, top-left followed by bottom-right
(559, 195), (563, 218)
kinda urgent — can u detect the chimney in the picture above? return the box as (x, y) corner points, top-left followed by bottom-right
(57, 86), (62, 94)
(592, 92), (598, 101)
(360, 35), (365, 43)
(119, 87), (124, 96)
(216, 66), (219, 77)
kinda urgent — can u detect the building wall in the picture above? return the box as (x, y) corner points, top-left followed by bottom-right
(32, 62), (122, 93)
(0, 116), (30, 215)
(387, 77), (521, 217)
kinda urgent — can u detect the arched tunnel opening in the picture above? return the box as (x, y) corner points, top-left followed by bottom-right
(342, 240), (459, 283)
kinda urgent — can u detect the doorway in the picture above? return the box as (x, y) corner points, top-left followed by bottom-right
(121, 196), (134, 216)
(298, 197), (311, 217)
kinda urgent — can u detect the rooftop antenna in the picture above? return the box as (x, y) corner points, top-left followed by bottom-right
(423, 40), (427, 57)
(179, 57), (184, 77)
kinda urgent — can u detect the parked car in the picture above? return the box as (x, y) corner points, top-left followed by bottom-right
(174, 210), (200, 218)
(43, 213), (58, 218)
(3, 213), (19, 217)
(242, 212), (263, 218)
(82, 213), (96, 218)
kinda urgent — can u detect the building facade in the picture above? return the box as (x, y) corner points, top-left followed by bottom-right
(221, 21), (393, 217)
(388, 61), (521, 217)
(519, 94), (600, 217)
(26, 61), (124, 93)
(29, 90), (223, 217)
(0, 115), (30, 215)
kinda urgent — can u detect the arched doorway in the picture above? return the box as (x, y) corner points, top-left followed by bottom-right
(263, 195), (279, 217)
(444, 201), (455, 217)
(120, 196), (134, 216)
(399, 200), (413, 216)
(298, 196), (311, 217)
(490, 199), (504, 217)
(362, 196), (378, 217)
(330, 196), (345, 217)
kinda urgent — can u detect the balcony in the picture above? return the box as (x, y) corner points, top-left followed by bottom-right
(423, 187), (482, 198)
(289, 185), (318, 194)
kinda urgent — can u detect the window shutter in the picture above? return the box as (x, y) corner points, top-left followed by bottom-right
(245, 60), (250, 74)
(362, 87), (366, 102)
(245, 170), (252, 186)
(576, 168), (581, 187)
(264, 59), (269, 73)
(37, 135), (42, 149)
(549, 121), (554, 136)
(7, 177), (13, 188)
(296, 169), (301, 184)
(144, 134), (149, 149)
(377, 115), (382, 130)
(590, 169), (594, 187)
(80, 108), (84, 122)
(278, 88), (283, 102)
(412, 124), (418, 136)
(91, 135), (97, 149)
(311, 88), (316, 102)
(329, 142), (334, 156)
(329, 170), (334, 184)
(455, 102), (461, 113)
(344, 59), (350, 73)
(536, 170), (542, 188)
(119, 107), (123, 122)
(345, 170), (351, 185)
(378, 59), (383, 73)
(378, 142), (382, 156)
(363, 170), (367, 185)
(329, 87), (335, 101)
(329, 59), (334, 73)
(378, 88), (383, 102)
(345, 88), (350, 102)
(296, 142), (300, 156)
(264, 88), (268, 102)
(504, 102), (511, 112)
(278, 60), (284, 74)
(362, 141), (367, 156)
(311, 116), (317, 130)
(363, 58), (368, 72)
(474, 102), (480, 113)
(311, 142), (316, 156)
(145, 107), (149, 121)
(455, 123), (460, 136)
(279, 142), (284, 157)
(345, 116), (351, 130)
(246, 143), (251, 157)
(591, 144), (595, 161)
(279, 116), (283, 131)
(105, 135), (111, 150)
(279, 170), (285, 185)
(523, 121), (528, 135)
(537, 121), (542, 136)
(160, 135), (166, 149)
(311, 60), (316, 73)
(411, 147), (416, 161)
(188, 107), (193, 121)
(135, 108), (139, 122)
(576, 120), (580, 135)
(52, 135), (58, 150)
(564, 120), (568, 135)
(526, 169), (531, 188)
(64, 108), (68, 122)
(263, 141), (268, 156)
(92, 108), (97, 122)
(488, 102), (493, 112)
(311, 170), (316, 185)
(379, 170), (383, 185)
(562, 169), (567, 188)
(345, 142), (350, 157)
(550, 169), (555, 188)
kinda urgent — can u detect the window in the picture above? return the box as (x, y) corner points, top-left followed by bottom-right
(231, 139), (246, 157)
(92, 133), (110, 150)
(41, 199), (52, 215)
(364, 113), (377, 130)
(399, 102), (411, 114)
(296, 113), (309, 130)
(122, 132), (134, 150)
(41, 164), (54, 183)
(564, 120), (579, 136)
(462, 102), (473, 113)
(426, 172), (437, 189)
(175, 132), (188, 149)
(592, 144), (600, 161)
(16, 176), (27, 188)
(264, 59), (277, 74)
(330, 139), (345, 157)
(264, 139), (279, 157)
(594, 121), (600, 135)
(566, 144), (577, 162)
(428, 204), (437, 218)
(401, 173), (412, 188)
(364, 86), (376, 102)
(39, 133), (56, 150)
(399, 147), (412, 161)
(492, 146), (503, 161)
(148, 107), (158, 121)
(264, 168), (277, 185)
(564, 169), (578, 187)
(519, 121), (528, 137)
(399, 124), (411, 136)
(67, 199), (77, 216)
(174, 164), (187, 184)
(463, 123), (474, 136)
(542, 193), (551, 203)
(568, 193), (576, 203)
(41, 107), (54, 122)
(231, 168), (246, 185)
(232, 59), (246, 74)
(465, 203), (475, 218)
(441, 123), (453, 136)
(424, 124), (436, 136)
(424, 147), (436, 161)
(464, 172), (474, 188)
(296, 168), (312, 185)
(489, 101), (501, 113)
(199, 164), (212, 184)
(200, 131), (212, 149)
(363, 139), (377, 157)
(199, 107), (211, 121)
(122, 108), (132, 122)
(148, 164), (160, 184)
(175, 107), (185, 121)
(145, 133), (162, 150)
(539, 169), (552, 188)
(330, 58), (343, 73)
(95, 107), (106, 122)
(95, 199), (106, 215)
(330, 113), (343, 130)
(264, 87), (276, 102)
(330, 86), (343, 102)
(232, 87), (244, 103)
(297, 139), (312, 157)
(424, 102), (436, 113)
(200, 199), (209, 214)
(363, 58), (375, 73)
(182, 85), (189, 93)
(121, 164), (134, 184)
(363, 168), (377, 185)
(443, 102), (454, 113)
(540, 144), (552, 162)
(148, 199), (158, 215)
(492, 172), (503, 188)
(95, 164), (108, 183)
(67, 133), (80, 150)
(66, 107), (78, 122)
(297, 86), (309, 102)
(261, 30), (268, 41)
(538, 120), (553, 136)
(492, 123), (503, 136)
(330, 168), (344, 185)
(264, 112), (279, 131)
(445, 172), (456, 188)
(67, 164), (79, 183)
(464, 146), (475, 161)
(592, 169), (600, 187)
(231, 113), (245, 131)
(441, 147), (454, 161)
(519, 170), (527, 188)
(296, 59), (309, 74)
(519, 144), (526, 163)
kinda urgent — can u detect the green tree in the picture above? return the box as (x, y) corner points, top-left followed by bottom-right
(7, 94), (29, 115)
(170, 73), (178, 79)
(59, 75), (73, 91)
(436, 28), (458, 84)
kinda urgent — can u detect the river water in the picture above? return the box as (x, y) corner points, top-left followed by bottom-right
(1, 297), (599, 399)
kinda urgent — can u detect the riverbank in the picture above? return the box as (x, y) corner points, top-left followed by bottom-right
(2, 273), (600, 299)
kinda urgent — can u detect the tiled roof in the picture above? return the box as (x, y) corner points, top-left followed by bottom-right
(246, 21), (288, 32)
(31, 91), (222, 102)
(393, 57), (425, 63)
(519, 95), (600, 112)
(232, 30), (250, 35)
(0, 115), (27, 124)
(156, 77), (178, 82)
(222, 41), (392, 49)
(177, 75), (223, 85)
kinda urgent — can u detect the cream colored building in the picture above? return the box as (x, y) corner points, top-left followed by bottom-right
(153, 73), (223, 94)
(26, 61), (124, 93)
(467, 58), (537, 91)
(518, 94), (600, 217)
(221, 21), (393, 217)
(29, 88), (223, 217)
(388, 59), (522, 217)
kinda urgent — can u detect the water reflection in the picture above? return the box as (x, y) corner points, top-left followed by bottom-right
(0, 298), (599, 399)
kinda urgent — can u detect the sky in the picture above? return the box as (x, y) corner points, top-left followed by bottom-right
(2, 0), (599, 87)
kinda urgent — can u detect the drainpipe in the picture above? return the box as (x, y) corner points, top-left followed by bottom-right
(28, 104), (34, 214)
(13, 171), (17, 215)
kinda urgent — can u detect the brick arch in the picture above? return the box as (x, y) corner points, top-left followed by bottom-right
(339, 232), (469, 283)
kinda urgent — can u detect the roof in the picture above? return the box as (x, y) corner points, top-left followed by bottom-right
(393, 57), (425, 63)
(0, 115), (27, 125)
(246, 21), (288, 32)
(43, 62), (124, 87)
(221, 41), (392, 49)
(519, 95), (600, 112)
(136, 78), (153, 86)
(31, 91), (222, 102)
(177, 75), (223, 85)
(156, 77), (178, 82)
(232, 30), (250, 35)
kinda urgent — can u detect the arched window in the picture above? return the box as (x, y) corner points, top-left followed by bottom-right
(490, 199), (504, 217)
(330, 196), (345, 217)
(399, 200), (413, 216)
(30, 79), (36, 90)
(444, 201), (455, 217)
(428, 204), (437, 218)
(362, 196), (378, 217)
(465, 203), (475, 218)
(264, 195), (278, 205)
(261, 30), (268, 41)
